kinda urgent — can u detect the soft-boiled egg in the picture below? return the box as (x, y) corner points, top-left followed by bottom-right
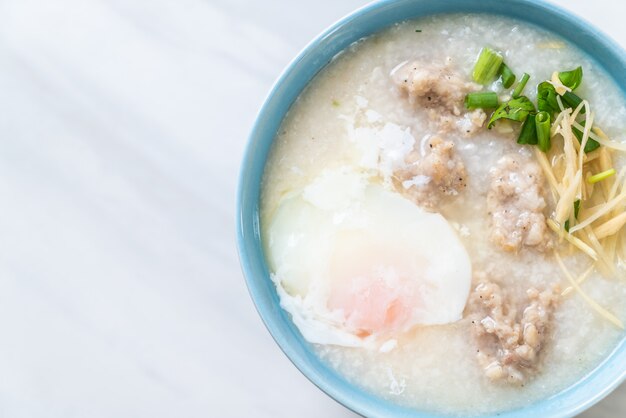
(265, 167), (471, 348)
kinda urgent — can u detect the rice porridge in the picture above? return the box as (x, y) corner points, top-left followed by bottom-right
(260, 14), (626, 415)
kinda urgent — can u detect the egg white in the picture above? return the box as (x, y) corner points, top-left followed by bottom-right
(265, 167), (471, 348)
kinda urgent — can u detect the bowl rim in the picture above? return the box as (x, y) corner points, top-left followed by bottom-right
(236, 0), (626, 417)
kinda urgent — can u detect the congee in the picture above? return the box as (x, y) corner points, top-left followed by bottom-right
(260, 13), (626, 415)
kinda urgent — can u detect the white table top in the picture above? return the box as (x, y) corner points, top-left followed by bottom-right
(1, 0), (624, 416)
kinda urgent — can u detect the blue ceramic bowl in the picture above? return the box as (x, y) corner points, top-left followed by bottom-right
(237, 0), (626, 416)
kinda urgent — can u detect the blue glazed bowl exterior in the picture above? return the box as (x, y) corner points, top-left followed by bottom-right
(237, 0), (626, 416)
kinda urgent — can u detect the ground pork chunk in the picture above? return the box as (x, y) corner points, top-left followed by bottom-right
(488, 154), (551, 252)
(468, 273), (560, 384)
(392, 60), (486, 136)
(395, 136), (466, 209)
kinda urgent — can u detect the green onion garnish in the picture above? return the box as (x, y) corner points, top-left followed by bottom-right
(535, 111), (551, 152)
(564, 199), (581, 232)
(574, 199), (581, 218)
(517, 114), (538, 145)
(558, 66), (583, 90)
(499, 63), (516, 89)
(572, 120), (600, 153)
(465, 91), (499, 109)
(537, 82), (559, 114)
(473, 47), (504, 85)
(588, 168), (616, 184)
(488, 96), (536, 128)
(561, 91), (586, 114)
(512, 73), (530, 98)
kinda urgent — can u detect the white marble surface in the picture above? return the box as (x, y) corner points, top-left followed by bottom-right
(0, 0), (625, 417)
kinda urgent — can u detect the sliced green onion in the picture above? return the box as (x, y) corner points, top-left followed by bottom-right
(536, 111), (551, 152)
(564, 199), (581, 232)
(512, 73), (530, 98)
(588, 168), (616, 184)
(488, 96), (536, 128)
(517, 114), (538, 145)
(499, 63), (516, 88)
(473, 47), (503, 84)
(558, 66), (583, 90)
(537, 82), (559, 114)
(465, 91), (499, 109)
(561, 91), (586, 114)
(572, 120), (600, 153)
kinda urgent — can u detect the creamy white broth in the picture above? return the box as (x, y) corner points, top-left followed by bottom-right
(261, 14), (626, 415)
